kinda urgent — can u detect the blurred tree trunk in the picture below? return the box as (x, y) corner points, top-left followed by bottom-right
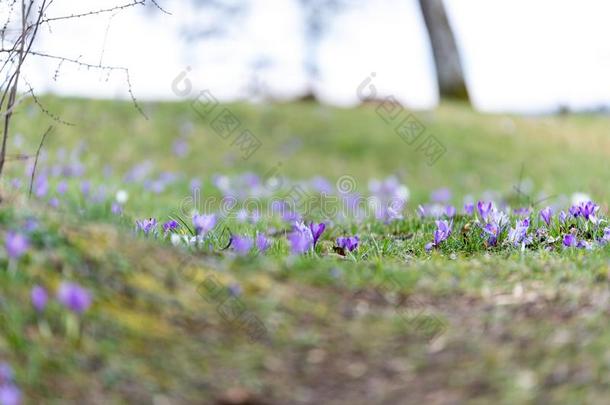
(418, 0), (470, 102)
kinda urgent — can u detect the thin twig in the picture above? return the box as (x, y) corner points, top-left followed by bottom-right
(33, 1), (145, 26)
(27, 51), (148, 119)
(28, 125), (53, 198)
(22, 79), (75, 126)
(150, 0), (172, 15)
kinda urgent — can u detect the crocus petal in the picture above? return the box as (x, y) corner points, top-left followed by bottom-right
(308, 222), (326, 246)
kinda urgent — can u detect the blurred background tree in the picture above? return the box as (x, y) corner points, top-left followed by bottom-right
(163, 0), (470, 103)
(296, 0), (350, 100)
(418, 0), (470, 102)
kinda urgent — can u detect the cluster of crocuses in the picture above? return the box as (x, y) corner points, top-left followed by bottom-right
(367, 176), (410, 222)
(336, 235), (360, 253)
(228, 233), (271, 255)
(136, 215), (360, 256)
(136, 202), (610, 256)
(7, 143), (151, 216)
(534, 201), (609, 249)
(425, 199), (610, 251)
(13, 145), (109, 210)
(0, 363), (21, 405)
(478, 201), (510, 247)
(3, 231), (91, 319)
(31, 282), (92, 314)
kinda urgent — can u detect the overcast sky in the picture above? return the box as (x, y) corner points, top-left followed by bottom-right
(21, 0), (610, 113)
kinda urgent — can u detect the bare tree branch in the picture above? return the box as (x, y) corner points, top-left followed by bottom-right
(0, 0), (151, 182)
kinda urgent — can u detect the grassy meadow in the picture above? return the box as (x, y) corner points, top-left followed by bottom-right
(0, 97), (610, 404)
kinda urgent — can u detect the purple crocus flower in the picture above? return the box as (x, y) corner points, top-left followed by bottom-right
(80, 180), (91, 197)
(190, 178), (201, 193)
(308, 222), (326, 247)
(433, 220), (452, 245)
(192, 214), (216, 235)
(57, 282), (92, 314)
(417, 205), (427, 219)
(250, 210), (261, 224)
(336, 236), (359, 252)
(228, 282), (242, 297)
(271, 200), (287, 216)
(172, 138), (189, 157)
(387, 198), (405, 221)
(288, 232), (313, 254)
(559, 210), (567, 224)
(231, 235), (253, 256)
(4, 232), (29, 260)
(567, 201), (599, 223)
(135, 218), (157, 235)
(23, 219), (38, 233)
(111, 203), (123, 215)
(56, 181), (68, 195)
(311, 176), (333, 194)
(0, 384), (21, 405)
(0, 364), (13, 384)
(256, 233), (271, 252)
(282, 211), (301, 223)
(507, 218), (531, 246)
(563, 234), (577, 248)
(416, 204), (445, 219)
(481, 221), (500, 246)
(477, 201), (493, 222)
(34, 176), (48, 198)
(539, 207), (553, 226)
(31, 285), (48, 312)
(603, 227), (610, 244)
(445, 205), (456, 218)
(236, 209), (249, 223)
(513, 207), (531, 217)
(579, 201), (599, 222)
(162, 220), (179, 234)
(463, 203), (474, 216)
(569, 205), (581, 218)
(431, 188), (452, 203)
(288, 222), (314, 254)
(93, 186), (107, 203)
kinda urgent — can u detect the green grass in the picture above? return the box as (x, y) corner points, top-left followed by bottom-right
(0, 97), (610, 403)
(11, 97), (610, 206)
